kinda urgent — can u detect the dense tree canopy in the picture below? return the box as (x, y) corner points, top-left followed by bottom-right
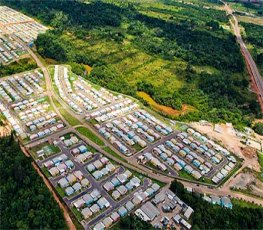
(0, 58), (37, 77)
(1, 0), (261, 126)
(0, 135), (66, 229)
(253, 122), (263, 135)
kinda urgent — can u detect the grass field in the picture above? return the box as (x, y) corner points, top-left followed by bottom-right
(103, 146), (127, 163)
(177, 170), (197, 181)
(258, 152), (263, 173)
(59, 108), (81, 126)
(76, 126), (105, 146)
(228, 1), (262, 16)
(232, 198), (262, 209)
(71, 207), (83, 222)
(237, 15), (263, 26)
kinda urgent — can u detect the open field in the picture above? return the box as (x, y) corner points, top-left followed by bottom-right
(59, 108), (81, 126)
(237, 15), (263, 26)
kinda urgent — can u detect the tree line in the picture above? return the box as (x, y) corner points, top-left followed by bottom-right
(0, 134), (66, 229)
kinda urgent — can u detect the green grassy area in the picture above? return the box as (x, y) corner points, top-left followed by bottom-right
(89, 119), (99, 125)
(177, 170), (197, 181)
(76, 126), (105, 146)
(257, 152), (263, 171)
(102, 146), (127, 163)
(227, 1), (263, 16)
(71, 207), (83, 222)
(55, 186), (66, 198)
(11, 0), (261, 126)
(201, 177), (213, 184)
(133, 143), (143, 152)
(257, 152), (263, 181)
(232, 198), (262, 209)
(59, 108), (81, 126)
(52, 96), (62, 108)
(41, 167), (51, 178)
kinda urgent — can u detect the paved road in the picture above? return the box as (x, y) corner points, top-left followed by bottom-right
(222, 1), (263, 111)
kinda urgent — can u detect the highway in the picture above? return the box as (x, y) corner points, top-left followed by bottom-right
(222, 1), (263, 112)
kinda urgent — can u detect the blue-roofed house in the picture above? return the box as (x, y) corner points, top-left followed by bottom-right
(221, 197), (232, 209)
(65, 186), (74, 196)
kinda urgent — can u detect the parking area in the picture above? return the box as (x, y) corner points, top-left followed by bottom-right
(0, 34), (27, 64)
(0, 6), (47, 44)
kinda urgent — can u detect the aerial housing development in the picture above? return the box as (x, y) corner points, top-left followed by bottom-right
(0, 2), (263, 230)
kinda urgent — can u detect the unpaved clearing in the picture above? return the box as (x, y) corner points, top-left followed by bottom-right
(191, 122), (244, 156)
(137, 91), (195, 116)
(190, 122), (261, 172)
(231, 171), (263, 198)
(0, 123), (11, 137)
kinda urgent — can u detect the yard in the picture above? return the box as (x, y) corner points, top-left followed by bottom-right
(30, 142), (61, 160)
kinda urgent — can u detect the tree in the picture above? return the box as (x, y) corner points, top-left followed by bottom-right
(253, 122), (263, 135)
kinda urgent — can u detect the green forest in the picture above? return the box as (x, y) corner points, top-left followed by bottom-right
(0, 58), (37, 77)
(0, 135), (66, 229)
(170, 180), (263, 229)
(1, 0), (261, 127)
(242, 22), (263, 75)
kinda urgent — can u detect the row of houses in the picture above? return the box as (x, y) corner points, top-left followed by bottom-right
(108, 175), (141, 200)
(212, 161), (236, 184)
(43, 153), (75, 177)
(29, 122), (64, 141)
(61, 134), (79, 148)
(177, 132), (223, 165)
(0, 102), (26, 139)
(59, 171), (89, 197)
(93, 183), (161, 230)
(203, 195), (233, 209)
(0, 6), (47, 44)
(54, 65), (83, 114)
(73, 189), (110, 219)
(87, 157), (117, 181)
(0, 35), (25, 64)
(0, 80), (21, 102)
(187, 128), (231, 156)
(89, 101), (138, 123)
(11, 98), (38, 111)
